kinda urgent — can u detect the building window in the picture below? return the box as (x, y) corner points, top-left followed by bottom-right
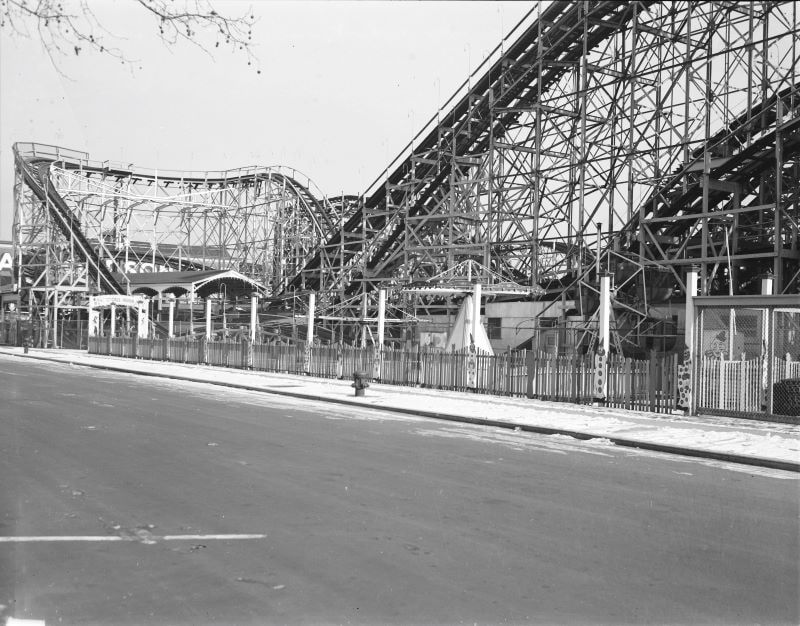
(487, 317), (502, 339)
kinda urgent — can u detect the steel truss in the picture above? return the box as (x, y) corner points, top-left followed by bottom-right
(12, 1), (800, 354)
(288, 0), (799, 354)
(13, 143), (337, 329)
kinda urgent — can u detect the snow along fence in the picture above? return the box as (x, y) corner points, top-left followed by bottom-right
(87, 336), (686, 415)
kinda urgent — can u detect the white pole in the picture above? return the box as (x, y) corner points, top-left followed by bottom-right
(110, 304), (117, 337)
(137, 301), (148, 339)
(685, 268), (699, 357)
(377, 289), (386, 347)
(472, 282), (481, 347)
(88, 297), (99, 338)
(168, 299), (175, 338)
(306, 292), (316, 345)
(205, 298), (212, 339)
(762, 275), (774, 413)
(599, 274), (611, 357)
(52, 294), (59, 348)
(595, 222), (602, 278)
(189, 286), (195, 335)
(360, 293), (368, 348)
(683, 267), (699, 414)
(304, 292), (316, 374)
(250, 294), (258, 343)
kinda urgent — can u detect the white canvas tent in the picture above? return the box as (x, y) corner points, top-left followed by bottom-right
(444, 295), (494, 354)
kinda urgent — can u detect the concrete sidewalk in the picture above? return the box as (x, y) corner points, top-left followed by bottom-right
(1, 346), (798, 473)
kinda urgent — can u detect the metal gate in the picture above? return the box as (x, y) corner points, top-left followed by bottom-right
(695, 295), (800, 419)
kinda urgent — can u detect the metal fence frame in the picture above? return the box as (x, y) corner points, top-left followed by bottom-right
(694, 295), (800, 420)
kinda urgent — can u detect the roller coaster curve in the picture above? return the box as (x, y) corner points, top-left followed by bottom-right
(10, 1), (799, 351)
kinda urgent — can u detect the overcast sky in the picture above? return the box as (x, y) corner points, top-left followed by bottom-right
(0, 1), (533, 241)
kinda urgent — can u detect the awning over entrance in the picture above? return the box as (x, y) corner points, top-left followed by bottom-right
(113, 269), (266, 299)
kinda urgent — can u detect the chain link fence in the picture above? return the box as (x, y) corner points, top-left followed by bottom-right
(696, 300), (800, 419)
(0, 317), (88, 349)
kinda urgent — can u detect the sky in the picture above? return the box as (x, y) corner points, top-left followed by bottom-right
(0, 1), (534, 241)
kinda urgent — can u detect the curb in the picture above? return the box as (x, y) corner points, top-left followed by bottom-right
(5, 350), (800, 474)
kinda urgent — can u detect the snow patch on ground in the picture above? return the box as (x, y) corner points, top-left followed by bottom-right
(3, 348), (798, 476)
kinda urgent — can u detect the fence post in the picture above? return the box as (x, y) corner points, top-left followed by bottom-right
(466, 343), (478, 390)
(88, 298), (99, 339)
(168, 299), (175, 338)
(625, 357), (633, 409)
(137, 299), (149, 340)
(678, 267), (698, 414)
(739, 359), (746, 412)
(304, 293), (315, 374)
(593, 273), (611, 403)
(648, 350), (657, 412)
(416, 343), (423, 386)
(336, 342), (344, 379)
(766, 307), (775, 415)
(205, 298), (213, 340)
(506, 347), (512, 396)
(250, 293), (259, 344)
(245, 338), (252, 369)
(525, 350), (535, 398)
(472, 282), (482, 351)
(372, 345), (382, 381)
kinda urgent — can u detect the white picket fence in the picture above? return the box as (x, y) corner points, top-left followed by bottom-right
(698, 356), (800, 413)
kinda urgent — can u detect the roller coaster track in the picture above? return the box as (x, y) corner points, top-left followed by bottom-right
(631, 84), (800, 235)
(287, 0), (799, 312)
(14, 143), (337, 299)
(13, 1), (798, 349)
(287, 0), (655, 296)
(15, 152), (126, 295)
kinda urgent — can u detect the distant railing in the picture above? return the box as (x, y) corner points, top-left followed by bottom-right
(85, 334), (686, 414)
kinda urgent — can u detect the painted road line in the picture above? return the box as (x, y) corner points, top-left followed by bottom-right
(160, 534), (267, 540)
(0, 534), (266, 543)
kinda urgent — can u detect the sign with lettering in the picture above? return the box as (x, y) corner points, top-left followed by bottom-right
(104, 258), (174, 274)
(89, 294), (148, 308)
(0, 242), (12, 276)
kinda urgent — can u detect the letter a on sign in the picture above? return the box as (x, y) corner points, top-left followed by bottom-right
(0, 252), (12, 273)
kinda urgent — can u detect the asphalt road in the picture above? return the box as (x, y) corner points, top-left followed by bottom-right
(1, 356), (798, 625)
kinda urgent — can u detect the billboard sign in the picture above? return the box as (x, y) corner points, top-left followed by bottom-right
(0, 241), (12, 286)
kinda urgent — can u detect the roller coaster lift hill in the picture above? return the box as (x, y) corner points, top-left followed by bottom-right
(8, 1), (799, 356)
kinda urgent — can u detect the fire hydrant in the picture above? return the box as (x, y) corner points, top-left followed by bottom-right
(23, 336), (31, 354)
(352, 371), (370, 397)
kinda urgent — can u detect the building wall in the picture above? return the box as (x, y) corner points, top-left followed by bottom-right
(484, 300), (575, 352)
(414, 299), (578, 352)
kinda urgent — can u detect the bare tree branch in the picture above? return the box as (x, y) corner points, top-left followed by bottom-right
(0, 0), (260, 73)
